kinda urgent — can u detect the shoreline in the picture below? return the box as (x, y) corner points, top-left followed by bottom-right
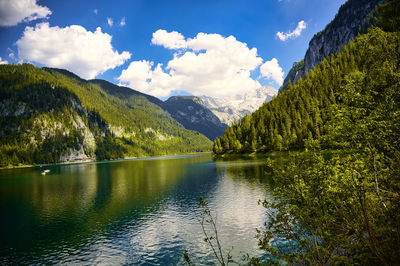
(0, 152), (212, 171)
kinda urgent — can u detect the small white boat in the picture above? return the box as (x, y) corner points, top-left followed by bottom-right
(41, 169), (50, 175)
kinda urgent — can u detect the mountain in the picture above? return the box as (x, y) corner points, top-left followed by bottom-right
(88, 78), (164, 107)
(162, 96), (227, 141)
(213, 0), (399, 155)
(213, 1), (400, 263)
(200, 86), (277, 125)
(0, 64), (212, 167)
(87, 79), (227, 141)
(279, 0), (385, 92)
(214, 28), (399, 153)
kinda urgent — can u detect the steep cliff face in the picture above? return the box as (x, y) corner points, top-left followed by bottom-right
(279, 0), (384, 92)
(162, 96), (227, 140)
(280, 60), (304, 92)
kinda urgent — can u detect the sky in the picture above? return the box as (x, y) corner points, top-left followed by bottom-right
(0, 0), (346, 99)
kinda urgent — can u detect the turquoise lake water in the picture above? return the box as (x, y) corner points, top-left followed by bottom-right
(0, 154), (274, 265)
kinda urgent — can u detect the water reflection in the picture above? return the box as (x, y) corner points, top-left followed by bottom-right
(0, 154), (273, 264)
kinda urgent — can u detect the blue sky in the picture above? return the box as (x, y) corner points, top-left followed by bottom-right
(0, 0), (345, 98)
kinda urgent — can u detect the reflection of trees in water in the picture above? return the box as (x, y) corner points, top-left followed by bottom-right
(0, 155), (213, 261)
(215, 159), (274, 189)
(167, 160), (220, 212)
(94, 164), (113, 209)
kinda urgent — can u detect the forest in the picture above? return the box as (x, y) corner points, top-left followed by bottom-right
(213, 0), (400, 264)
(0, 65), (211, 167)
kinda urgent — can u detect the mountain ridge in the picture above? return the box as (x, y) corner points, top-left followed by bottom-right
(0, 64), (211, 166)
(162, 96), (227, 140)
(279, 0), (385, 92)
(200, 86), (277, 125)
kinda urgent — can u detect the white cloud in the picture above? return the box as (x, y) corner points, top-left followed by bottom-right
(276, 20), (307, 41)
(118, 60), (175, 98)
(151, 29), (187, 49)
(17, 22), (131, 79)
(119, 60), (153, 93)
(120, 30), (263, 98)
(260, 58), (284, 86)
(93, 9), (98, 15)
(0, 0), (51, 26)
(107, 17), (113, 27)
(120, 17), (126, 27)
(0, 57), (8, 64)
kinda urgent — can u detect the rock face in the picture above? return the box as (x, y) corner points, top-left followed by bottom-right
(280, 60), (304, 92)
(279, 0), (384, 92)
(200, 86), (277, 125)
(162, 96), (227, 140)
(0, 91), (99, 163)
(0, 64), (212, 166)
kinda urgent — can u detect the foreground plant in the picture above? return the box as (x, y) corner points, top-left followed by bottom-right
(184, 198), (233, 266)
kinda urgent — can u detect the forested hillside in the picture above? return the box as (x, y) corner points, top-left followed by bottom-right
(279, 0), (384, 92)
(214, 16), (400, 155)
(214, 0), (400, 263)
(85, 78), (226, 141)
(0, 64), (211, 166)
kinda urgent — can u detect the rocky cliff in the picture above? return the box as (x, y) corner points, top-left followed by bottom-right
(162, 96), (227, 140)
(0, 64), (212, 166)
(279, 0), (385, 92)
(200, 86), (277, 125)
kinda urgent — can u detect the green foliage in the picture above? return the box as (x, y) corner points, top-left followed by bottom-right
(213, 4), (400, 263)
(214, 27), (400, 156)
(0, 64), (211, 166)
(376, 0), (400, 32)
(278, 59), (304, 93)
(258, 99), (400, 263)
(253, 6), (400, 263)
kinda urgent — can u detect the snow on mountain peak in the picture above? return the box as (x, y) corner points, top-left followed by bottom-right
(199, 86), (277, 125)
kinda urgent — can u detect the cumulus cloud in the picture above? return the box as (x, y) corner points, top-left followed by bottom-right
(151, 29), (187, 49)
(17, 22), (131, 79)
(120, 17), (126, 26)
(0, 0), (51, 26)
(119, 60), (153, 92)
(0, 57), (8, 64)
(118, 60), (176, 98)
(107, 17), (113, 27)
(276, 20), (307, 41)
(260, 58), (284, 86)
(120, 30), (263, 98)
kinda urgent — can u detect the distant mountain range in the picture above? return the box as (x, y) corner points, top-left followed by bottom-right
(89, 79), (228, 140)
(199, 86), (277, 125)
(162, 96), (227, 140)
(0, 62), (279, 166)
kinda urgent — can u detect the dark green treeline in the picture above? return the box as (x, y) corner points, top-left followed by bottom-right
(213, 2), (400, 155)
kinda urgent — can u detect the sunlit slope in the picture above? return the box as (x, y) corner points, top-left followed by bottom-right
(0, 64), (211, 166)
(214, 27), (400, 154)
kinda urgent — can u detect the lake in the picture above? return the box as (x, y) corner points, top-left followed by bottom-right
(0, 154), (274, 265)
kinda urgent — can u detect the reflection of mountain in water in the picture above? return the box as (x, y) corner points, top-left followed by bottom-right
(0, 155), (211, 263)
(0, 155), (275, 265)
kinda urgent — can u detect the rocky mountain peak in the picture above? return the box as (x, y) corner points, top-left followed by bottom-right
(199, 86), (277, 125)
(279, 0), (385, 92)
